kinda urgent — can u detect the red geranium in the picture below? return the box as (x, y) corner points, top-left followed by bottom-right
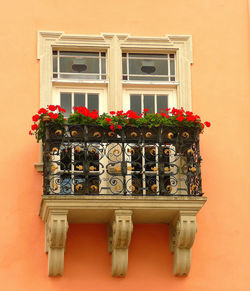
(32, 114), (40, 122)
(38, 108), (47, 114)
(110, 111), (115, 115)
(56, 105), (66, 113)
(105, 118), (112, 123)
(48, 105), (57, 111)
(31, 124), (38, 130)
(90, 110), (99, 120)
(117, 125), (122, 129)
(176, 115), (185, 122)
(144, 108), (149, 113)
(110, 125), (115, 131)
(204, 121), (211, 127)
(116, 110), (123, 116)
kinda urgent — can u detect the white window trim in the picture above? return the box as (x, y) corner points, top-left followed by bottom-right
(36, 31), (193, 172)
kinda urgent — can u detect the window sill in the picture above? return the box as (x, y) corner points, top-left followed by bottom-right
(52, 79), (109, 86)
(122, 80), (179, 87)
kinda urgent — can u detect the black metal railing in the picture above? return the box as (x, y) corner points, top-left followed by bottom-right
(43, 124), (202, 196)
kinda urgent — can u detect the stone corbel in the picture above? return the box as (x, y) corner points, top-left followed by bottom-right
(110, 210), (133, 277)
(169, 211), (197, 276)
(46, 210), (68, 276)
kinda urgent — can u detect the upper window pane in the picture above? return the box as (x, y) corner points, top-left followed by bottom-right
(122, 53), (175, 81)
(53, 51), (106, 80)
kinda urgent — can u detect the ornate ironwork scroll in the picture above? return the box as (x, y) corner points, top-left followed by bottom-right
(43, 124), (202, 196)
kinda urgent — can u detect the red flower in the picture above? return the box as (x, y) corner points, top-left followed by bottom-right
(90, 110), (99, 120)
(187, 115), (196, 122)
(105, 118), (112, 123)
(161, 112), (166, 117)
(52, 113), (59, 119)
(204, 121), (211, 127)
(75, 107), (90, 117)
(56, 105), (66, 113)
(29, 130), (32, 135)
(166, 115), (170, 118)
(48, 105), (57, 111)
(110, 111), (115, 115)
(31, 124), (38, 130)
(110, 125), (115, 131)
(116, 110), (123, 116)
(32, 114), (40, 122)
(176, 115), (185, 122)
(38, 108), (47, 114)
(165, 108), (170, 112)
(172, 108), (181, 116)
(117, 125), (122, 129)
(144, 108), (149, 113)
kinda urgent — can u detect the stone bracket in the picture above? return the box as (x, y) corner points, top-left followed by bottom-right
(46, 210), (68, 276)
(110, 210), (133, 277)
(169, 211), (197, 276)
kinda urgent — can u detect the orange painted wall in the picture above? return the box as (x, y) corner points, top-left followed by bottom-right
(0, 0), (249, 290)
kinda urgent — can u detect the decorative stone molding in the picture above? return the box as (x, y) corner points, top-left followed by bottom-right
(111, 210), (133, 276)
(39, 196), (206, 276)
(46, 210), (68, 276)
(169, 211), (197, 276)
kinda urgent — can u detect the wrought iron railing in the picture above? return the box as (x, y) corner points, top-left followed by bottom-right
(43, 124), (203, 196)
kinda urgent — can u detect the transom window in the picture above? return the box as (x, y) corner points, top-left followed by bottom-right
(53, 50), (106, 80)
(122, 53), (175, 81)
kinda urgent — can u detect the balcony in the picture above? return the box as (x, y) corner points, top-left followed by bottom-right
(39, 124), (206, 276)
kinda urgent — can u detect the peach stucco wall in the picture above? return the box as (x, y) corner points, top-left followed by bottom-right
(0, 0), (249, 290)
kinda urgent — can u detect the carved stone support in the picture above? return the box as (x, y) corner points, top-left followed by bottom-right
(46, 210), (68, 276)
(170, 211), (197, 276)
(111, 210), (133, 277)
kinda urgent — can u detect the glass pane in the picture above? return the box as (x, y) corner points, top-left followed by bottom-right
(60, 51), (99, 56)
(122, 58), (127, 75)
(170, 54), (175, 58)
(74, 93), (85, 108)
(129, 53), (167, 59)
(59, 73), (100, 80)
(157, 95), (168, 113)
(60, 57), (99, 74)
(60, 93), (72, 117)
(53, 56), (57, 73)
(144, 95), (155, 113)
(53, 51), (57, 56)
(101, 58), (106, 74)
(130, 95), (141, 114)
(87, 94), (99, 111)
(129, 76), (169, 81)
(129, 58), (168, 76)
(170, 60), (175, 75)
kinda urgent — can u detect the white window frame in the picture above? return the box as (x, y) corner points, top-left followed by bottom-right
(36, 31), (193, 172)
